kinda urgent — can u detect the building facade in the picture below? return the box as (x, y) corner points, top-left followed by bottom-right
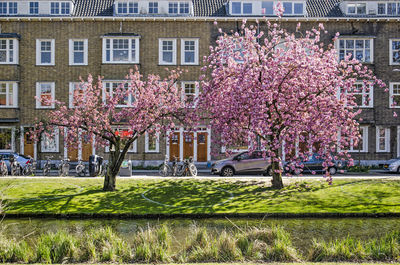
(0, 0), (399, 166)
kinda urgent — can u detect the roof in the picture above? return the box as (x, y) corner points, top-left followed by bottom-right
(4, 0), (396, 18)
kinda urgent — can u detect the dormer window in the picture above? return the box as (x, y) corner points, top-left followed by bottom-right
(149, 2), (158, 14)
(117, 2), (138, 14)
(168, 2), (189, 14)
(50, 2), (70, 15)
(377, 2), (400, 15)
(30, 2), (39, 15)
(282, 1), (303, 15)
(230, 1), (304, 16)
(347, 3), (366, 14)
(0, 2), (18, 15)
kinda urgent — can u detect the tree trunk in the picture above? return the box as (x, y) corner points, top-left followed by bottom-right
(271, 149), (284, 189)
(103, 150), (119, 191)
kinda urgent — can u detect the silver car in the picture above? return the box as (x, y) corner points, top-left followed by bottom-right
(383, 157), (400, 173)
(211, 151), (272, 176)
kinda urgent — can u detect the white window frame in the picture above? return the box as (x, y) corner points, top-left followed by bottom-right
(41, 127), (59, 153)
(390, 39), (400, 65)
(105, 127), (137, 153)
(261, 1), (274, 15)
(0, 82), (18, 108)
(116, 1), (139, 15)
(376, 126), (391, 152)
(181, 38), (199, 65)
(36, 82), (55, 109)
(282, 1), (304, 15)
(29, 2), (39, 14)
(145, 131), (160, 153)
(103, 81), (135, 107)
(68, 39), (88, 66)
(389, 82), (400, 108)
(148, 2), (158, 13)
(102, 37), (140, 64)
(378, 2), (400, 15)
(0, 126), (15, 152)
(0, 38), (18, 64)
(179, 1), (190, 14)
(0, 2), (17, 15)
(181, 81), (199, 108)
(346, 2), (367, 15)
(348, 126), (368, 152)
(50, 1), (70, 15)
(159, 38), (177, 65)
(36, 39), (55, 66)
(352, 82), (373, 108)
(68, 82), (87, 108)
(337, 38), (373, 63)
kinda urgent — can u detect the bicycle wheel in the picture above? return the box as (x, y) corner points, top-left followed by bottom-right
(189, 164), (198, 177)
(159, 164), (170, 177)
(76, 165), (85, 177)
(43, 167), (49, 176)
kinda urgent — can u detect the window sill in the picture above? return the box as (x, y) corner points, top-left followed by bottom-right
(102, 62), (140, 65)
(0, 106), (18, 109)
(36, 64), (55, 66)
(36, 107), (55, 110)
(0, 63), (18, 65)
(41, 151), (59, 153)
(181, 63), (199, 66)
(69, 64), (88, 66)
(159, 63), (177, 66)
(145, 151), (160, 154)
(376, 151), (390, 153)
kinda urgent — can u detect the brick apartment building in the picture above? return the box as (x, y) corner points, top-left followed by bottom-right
(0, 0), (399, 166)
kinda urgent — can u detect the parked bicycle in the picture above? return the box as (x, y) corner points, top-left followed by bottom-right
(159, 155), (172, 177)
(43, 156), (53, 176)
(58, 158), (70, 177)
(23, 156), (37, 176)
(100, 161), (108, 177)
(159, 156), (197, 177)
(0, 156), (7, 177)
(10, 155), (21, 176)
(75, 159), (86, 177)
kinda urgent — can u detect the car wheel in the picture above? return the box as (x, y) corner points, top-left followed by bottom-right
(263, 167), (272, 176)
(221, 167), (234, 177)
(328, 167), (337, 175)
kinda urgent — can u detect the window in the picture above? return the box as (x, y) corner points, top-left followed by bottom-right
(103, 81), (135, 107)
(347, 3), (366, 14)
(30, 2), (39, 14)
(262, 1), (274, 14)
(36, 39), (55, 65)
(338, 39), (372, 63)
(159, 39), (176, 65)
(103, 37), (139, 64)
(50, 2), (59, 14)
(243, 3), (252, 14)
(181, 39), (198, 65)
(69, 39), (88, 65)
(348, 126), (368, 152)
(283, 2), (292, 14)
(61, 2), (70, 14)
(0, 38), (18, 64)
(378, 3), (386, 14)
(180, 2), (189, 14)
(376, 126), (390, 152)
(281, 2), (304, 15)
(390, 39), (400, 65)
(69, 82), (86, 108)
(387, 2), (400, 15)
(390, 83), (400, 108)
(8, 2), (17, 14)
(0, 127), (14, 151)
(145, 132), (160, 153)
(117, 2), (138, 14)
(169, 2), (178, 14)
(182, 82), (198, 108)
(232, 2), (241, 14)
(0, 82), (17, 108)
(41, 127), (59, 153)
(149, 2), (158, 13)
(105, 128), (137, 153)
(352, 82), (373, 108)
(36, 82), (55, 109)
(0, 2), (17, 15)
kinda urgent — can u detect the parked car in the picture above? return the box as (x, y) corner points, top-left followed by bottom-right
(284, 153), (345, 175)
(0, 152), (31, 174)
(211, 151), (271, 176)
(382, 157), (400, 173)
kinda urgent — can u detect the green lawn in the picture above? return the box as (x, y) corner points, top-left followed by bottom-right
(1, 178), (400, 215)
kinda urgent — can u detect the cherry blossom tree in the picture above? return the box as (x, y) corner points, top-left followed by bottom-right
(197, 20), (384, 189)
(33, 68), (186, 191)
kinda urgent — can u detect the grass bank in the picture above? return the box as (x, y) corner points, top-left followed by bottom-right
(0, 224), (399, 263)
(1, 178), (400, 215)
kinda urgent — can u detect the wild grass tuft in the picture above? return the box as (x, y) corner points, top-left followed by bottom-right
(35, 231), (77, 264)
(0, 236), (32, 263)
(132, 224), (172, 263)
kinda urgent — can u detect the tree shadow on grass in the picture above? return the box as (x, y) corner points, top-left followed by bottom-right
(4, 179), (400, 215)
